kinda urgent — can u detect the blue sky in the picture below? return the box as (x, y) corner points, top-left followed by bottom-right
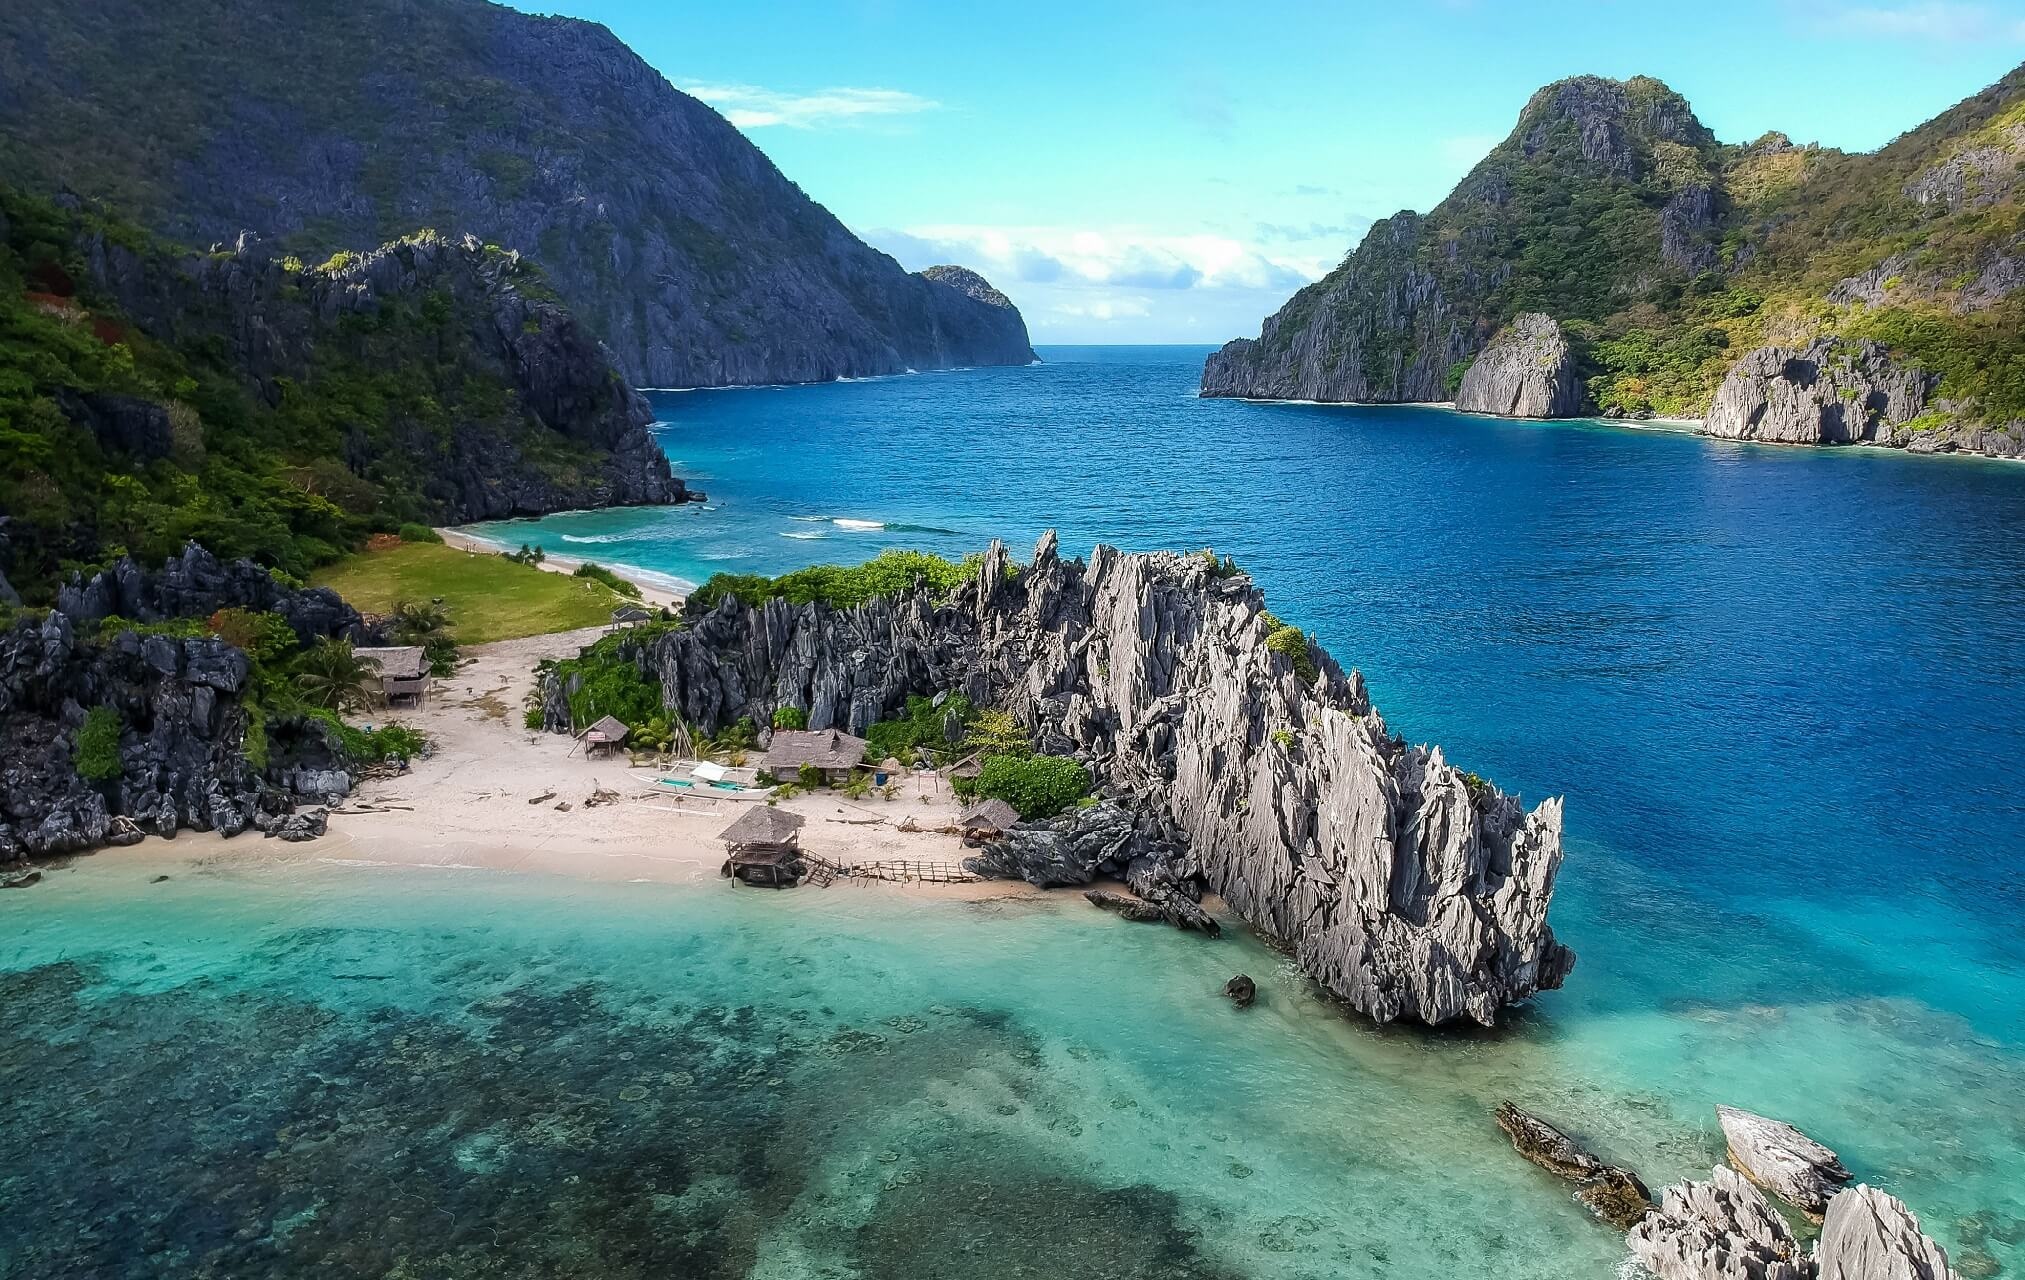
(531, 0), (2025, 343)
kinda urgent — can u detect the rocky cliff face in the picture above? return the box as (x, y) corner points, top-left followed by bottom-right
(1207, 68), (2025, 444)
(86, 227), (690, 519)
(0, 547), (362, 864)
(1700, 339), (2005, 452)
(546, 534), (1573, 1027)
(0, 0), (1036, 388)
(1203, 76), (1720, 404)
(1454, 313), (1584, 418)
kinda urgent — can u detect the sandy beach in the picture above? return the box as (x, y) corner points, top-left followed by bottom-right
(148, 624), (1048, 904)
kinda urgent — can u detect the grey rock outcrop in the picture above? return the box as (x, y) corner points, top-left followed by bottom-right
(0, 612), (348, 864)
(1629, 1166), (1813, 1280)
(1454, 313), (1584, 418)
(1815, 1186), (1957, 1280)
(80, 228), (690, 519)
(56, 544), (361, 646)
(1223, 974), (1257, 1007)
(1493, 1102), (1653, 1229)
(1705, 340), (1939, 446)
(1717, 1106), (1851, 1217)
(555, 533), (1573, 1026)
(1, 0), (1035, 388)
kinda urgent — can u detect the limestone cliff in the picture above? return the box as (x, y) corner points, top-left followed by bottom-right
(1704, 338), (2018, 457)
(1203, 76), (1722, 404)
(1454, 313), (1584, 418)
(544, 535), (1573, 1027)
(0, 547), (361, 864)
(0, 0), (1036, 387)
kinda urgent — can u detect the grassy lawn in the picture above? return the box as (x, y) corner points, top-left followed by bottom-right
(311, 542), (629, 644)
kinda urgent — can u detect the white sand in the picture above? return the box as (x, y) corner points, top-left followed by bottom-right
(147, 626), (1040, 903)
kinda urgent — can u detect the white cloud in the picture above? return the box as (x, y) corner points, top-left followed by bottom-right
(679, 83), (939, 129)
(866, 223), (1338, 343)
(868, 224), (1315, 292)
(1827, 1), (2025, 40)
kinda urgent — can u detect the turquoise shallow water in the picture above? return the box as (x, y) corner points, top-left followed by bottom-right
(7, 347), (2024, 1276)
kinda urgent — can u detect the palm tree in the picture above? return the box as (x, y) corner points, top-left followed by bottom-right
(390, 598), (451, 643)
(295, 637), (375, 713)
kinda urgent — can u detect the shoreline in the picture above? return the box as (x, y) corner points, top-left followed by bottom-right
(436, 527), (691, 609)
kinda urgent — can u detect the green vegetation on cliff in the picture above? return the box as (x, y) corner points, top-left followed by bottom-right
(0, 185), (675, 602)
(1208, 67), (2025, 433)
(689, 550), (979, 613)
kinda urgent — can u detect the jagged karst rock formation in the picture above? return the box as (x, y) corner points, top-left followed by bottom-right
(82, 227), (691, 518)
(1492, 1102), (1653, 1229)
(1454, 313), (1584, 418)
(544, 534), (1573, 1026)
(0, 0), (1036, 387)
(1717, 1106), (1852, 1218)
(1814, 1186), (1958, 1280)
(1704, 340), (1942, 447)
(0, 547), (362, 864)
(56, 544), (361, 646)
(1629, 1166), (1814, 1280)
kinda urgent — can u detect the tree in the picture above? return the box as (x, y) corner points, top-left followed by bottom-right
(390, 598), (451, 642)
(962, 709), (1030, 759)
(294, 637), (375, 712)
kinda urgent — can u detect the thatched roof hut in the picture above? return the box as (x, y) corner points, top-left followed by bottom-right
(719, 805), (805, 847)
(719, 805), (808, 888)
(579, 714), (630, 757)
(957, 798), (1020, 836)
(355, 645), (430, 706)
(764, 728), (869, 781)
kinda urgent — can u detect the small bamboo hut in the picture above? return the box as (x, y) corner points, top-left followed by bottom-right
(957, 798), (1020, 839)
(610, 604), (656, 628)
(719, 806), (807, 888)
(355, 646), (430, 708)
(579, 714), (630, 758)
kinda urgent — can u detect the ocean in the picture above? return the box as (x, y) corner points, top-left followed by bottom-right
(6, 346), (2022, 1277)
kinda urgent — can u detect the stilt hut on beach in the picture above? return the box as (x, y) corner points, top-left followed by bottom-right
(578, 715), (630, 758)
(719, 806), (807, 888)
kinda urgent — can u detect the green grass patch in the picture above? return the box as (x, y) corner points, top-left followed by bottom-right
(311, 542), (629, 644)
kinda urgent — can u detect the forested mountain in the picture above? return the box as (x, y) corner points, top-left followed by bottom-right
(0, 0), (1034, 388)
(1204, 70), (2023, 454)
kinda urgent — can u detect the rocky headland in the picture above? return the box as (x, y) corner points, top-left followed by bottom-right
(0, 0), (1037, 388)
(0, 547), (364, 863)
(1202, 68), (2025, 458)
(537, 534), (1574, 1027)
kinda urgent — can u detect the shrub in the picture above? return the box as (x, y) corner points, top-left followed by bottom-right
(772, 705), (807, 730)
(207, 608), (298, 662)
(308, 709), (427, 764)
(864, 694), (972, 764)
(796, 762), (824, 790)
(396, 523), (443, 544)
(506, 544), (546, 566)
(294, 636), (375, 712)
(73, 706), (123, 781)
(690, 549), (977, 612)
(975, 754), (1090, 820)
(572, 561), (642, 599)
(1265, 625), (1318, 683)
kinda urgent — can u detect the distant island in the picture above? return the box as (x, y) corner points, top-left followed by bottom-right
(1203, 69), (2024, 459)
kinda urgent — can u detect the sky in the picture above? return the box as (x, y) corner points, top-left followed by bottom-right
(528, 0), (2025, 343)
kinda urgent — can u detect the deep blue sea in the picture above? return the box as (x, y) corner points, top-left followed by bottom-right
(8, 347), (2023, 1278)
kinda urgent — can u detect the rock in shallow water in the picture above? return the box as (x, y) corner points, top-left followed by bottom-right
(1815, 1185), (1958, 1280)
(1223, 974), (1257, 1008)
(1492, 1102), (1653, 1229)
(598, 532), (1572, 1027)
(1717, 1105), (1851, 1217)
(1629, 1165), (1813, 1280)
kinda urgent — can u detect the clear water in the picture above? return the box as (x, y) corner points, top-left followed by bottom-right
(9, 348), (2024, 1277)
